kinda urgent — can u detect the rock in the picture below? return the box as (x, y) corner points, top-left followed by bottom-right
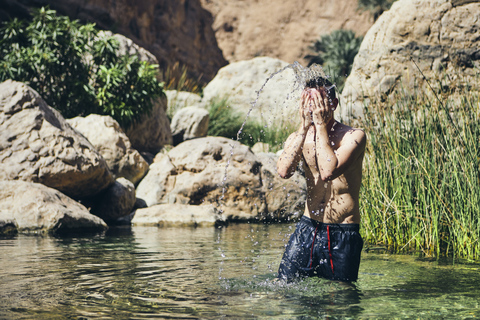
(251, 142), (270, 154)
(136, 136), (267, 221)
(0, 210), (18, 235)
(67, 115), (149, 185)
(342, 0), (480, 119)
(202, 57), (302, 127)
(256, 152), (306, 221)
(89, 178), (136, 223)
(0, 180), (107, 234)
(125, 95), (172, 154)
(170, 106), (210, 145)
(132, 203), (222, 227)
(4, 0), (227, 84)
(0, 80), (114, 199)
(200, 0), (373, 65)
(99, 31), (158, 65)
(165, 90), (203, 117)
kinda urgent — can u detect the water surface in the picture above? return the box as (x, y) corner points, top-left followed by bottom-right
(1, 224), (479, 319)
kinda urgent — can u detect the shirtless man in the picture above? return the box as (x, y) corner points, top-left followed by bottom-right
(276, 75), (366, 282)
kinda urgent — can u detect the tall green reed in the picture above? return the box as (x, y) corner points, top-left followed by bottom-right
(361, 85), (480, 259)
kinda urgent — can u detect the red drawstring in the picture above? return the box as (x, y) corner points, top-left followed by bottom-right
(327, 225), (334, 274)
(309, 226), (319, 268)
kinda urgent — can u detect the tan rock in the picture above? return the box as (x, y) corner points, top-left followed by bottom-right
(202, 57), (302, 127)
(89, 178), (136, 223)
(256, 152), (306, 221)
(136, 136), (267, 220)
(0, 180), (107, 234)
(342, 0), (480, 119)
(200, 0), (373, 64)
(67, 115), (149, 185)
(0, 80), (114, 199)
(125, 95), (172, 154)
(132, 203), (221, 227)
(171, 106), (210, 144)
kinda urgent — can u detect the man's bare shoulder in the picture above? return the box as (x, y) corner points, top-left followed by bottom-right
(334, 122), (367, 147)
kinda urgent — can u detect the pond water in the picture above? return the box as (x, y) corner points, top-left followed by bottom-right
(1, 223), (479, 319)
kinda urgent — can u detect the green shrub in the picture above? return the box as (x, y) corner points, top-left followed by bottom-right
(357, 0), (397, 21)
(0, 7), (164, 129)
(305, 29), (363, 91)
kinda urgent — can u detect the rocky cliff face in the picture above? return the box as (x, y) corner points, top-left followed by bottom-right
(200, 0), (374, 65)
(3, 0), (227, 84)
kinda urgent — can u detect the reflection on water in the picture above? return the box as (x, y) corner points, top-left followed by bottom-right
(1, 224), (479, 319)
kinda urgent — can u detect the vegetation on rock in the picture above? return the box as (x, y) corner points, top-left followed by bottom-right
(305, 29), (363, 91)
(357, 0), (397, 21)
(0, 7), (165, 129)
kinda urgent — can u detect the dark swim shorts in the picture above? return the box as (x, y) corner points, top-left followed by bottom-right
(278, 215), (363, 282)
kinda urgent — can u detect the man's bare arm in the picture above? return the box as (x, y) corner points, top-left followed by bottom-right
(277, 90), (312, 179)
(310, 88), (366, 181)
(277, 131), (307, 179)
(318, 129), (366, 181)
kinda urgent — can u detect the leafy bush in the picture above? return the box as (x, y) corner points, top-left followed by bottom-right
(305, 29), (363, 90)
(0, 7), (165, 128)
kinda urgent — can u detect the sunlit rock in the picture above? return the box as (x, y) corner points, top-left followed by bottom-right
(136, 136), (267, 221)
(342, 0), (480, 120)
(0, 180), (107, 234)
(256, 152), (306, 221)
(67, 115), (149, 185)
(132, 203), (221, 227)
(202, 57), (301, 128)
(170, 106), (210, 145)
(165, 90), (203, 116)
(0, 80), (114, 199)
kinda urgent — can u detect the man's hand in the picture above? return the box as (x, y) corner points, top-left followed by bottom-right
(299, 90), (313, 133)
(309, 88), (333, 126)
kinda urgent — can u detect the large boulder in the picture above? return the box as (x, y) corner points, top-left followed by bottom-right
(0, 180), (107, 234)
(202, 57), (304, 128)
(0, 80), (114, 199)
(257, 152), (306, 221)
(67, 115), (149, 185)
(342, 0), (480, 119)
(136, 137), (267, 221)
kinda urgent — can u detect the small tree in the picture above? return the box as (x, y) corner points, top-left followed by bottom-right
(0, 7), (165, 129)
(305, 29), (363, 90)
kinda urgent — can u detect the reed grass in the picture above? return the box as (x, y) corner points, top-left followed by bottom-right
(360, 83), (480, 260)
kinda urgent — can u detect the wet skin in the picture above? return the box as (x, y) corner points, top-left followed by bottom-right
(277, 87), (366, 224)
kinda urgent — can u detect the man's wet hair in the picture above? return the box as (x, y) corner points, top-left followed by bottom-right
(305, 76), (336, 101)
